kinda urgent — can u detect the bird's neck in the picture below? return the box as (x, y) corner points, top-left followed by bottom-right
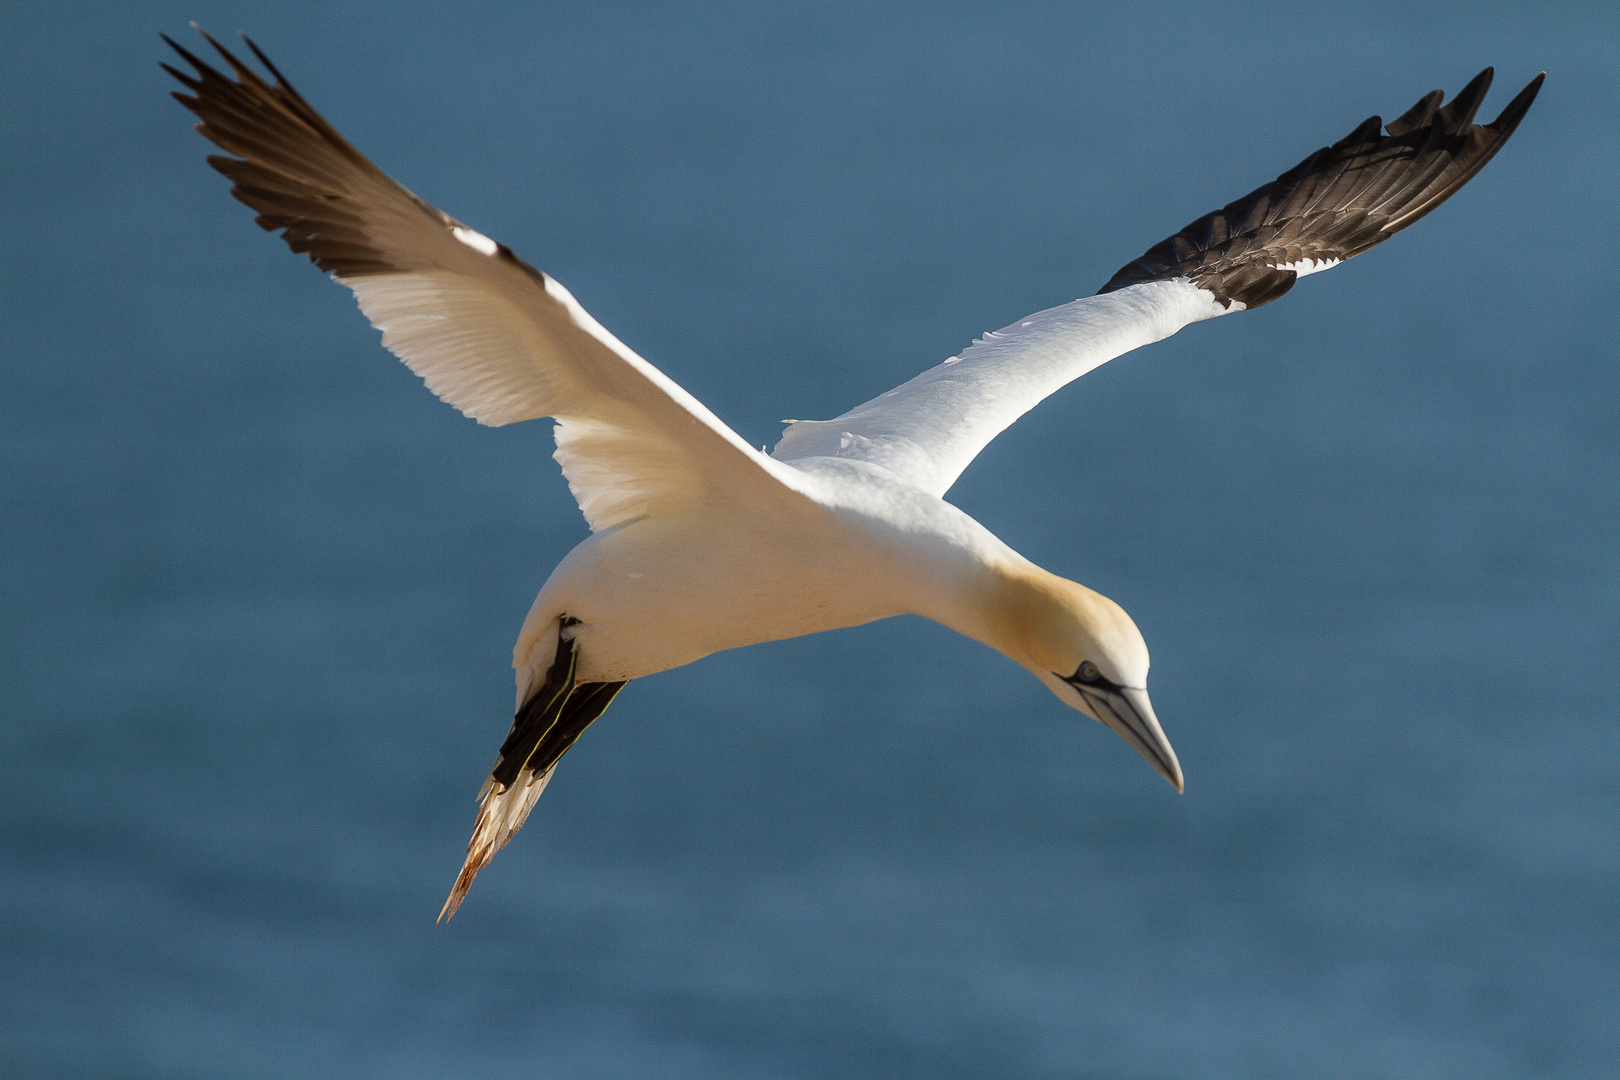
(904, 536), (1077, 676)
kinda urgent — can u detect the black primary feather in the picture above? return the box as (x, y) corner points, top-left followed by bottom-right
(163, 27), (449, 277)
(1098, 69), (1544, 310)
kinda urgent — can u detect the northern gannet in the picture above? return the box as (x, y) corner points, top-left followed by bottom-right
(163, 30), (1543, 918)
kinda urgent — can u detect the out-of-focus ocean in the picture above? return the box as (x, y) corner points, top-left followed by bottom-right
(3, 3), (1616, 1077)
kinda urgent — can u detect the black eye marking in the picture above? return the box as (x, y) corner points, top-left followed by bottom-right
(1057, 661), (1121, 693)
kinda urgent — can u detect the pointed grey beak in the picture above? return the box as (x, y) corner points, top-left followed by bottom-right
(1071, 682), (1184, 792)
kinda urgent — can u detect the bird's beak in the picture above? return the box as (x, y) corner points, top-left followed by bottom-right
(1072, 682), (1184, 792)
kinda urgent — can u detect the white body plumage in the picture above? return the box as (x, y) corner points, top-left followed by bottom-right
(516, 281), (1223, 694)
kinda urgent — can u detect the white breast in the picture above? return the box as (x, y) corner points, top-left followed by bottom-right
(513, 457), (1015, 691)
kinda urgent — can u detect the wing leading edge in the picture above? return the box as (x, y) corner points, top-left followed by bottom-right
(773, 69), (1543, 498)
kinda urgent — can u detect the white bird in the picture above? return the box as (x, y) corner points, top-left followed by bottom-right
(164, 30), (1543, 919)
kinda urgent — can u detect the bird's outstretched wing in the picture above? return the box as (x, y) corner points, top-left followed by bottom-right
(772, 69), (1543, 497)
(165, 29), (798, 534)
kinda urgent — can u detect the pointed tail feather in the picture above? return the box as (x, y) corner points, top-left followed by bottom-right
(439, 765), (557, 921)
(439, 618), (627, 921)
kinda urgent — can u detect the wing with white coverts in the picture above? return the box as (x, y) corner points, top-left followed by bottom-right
(773, 69), (1542, 498)
(166, 30), (798, 534)
(774, 282), (1228, 497)
(772, 282), (1226, 498)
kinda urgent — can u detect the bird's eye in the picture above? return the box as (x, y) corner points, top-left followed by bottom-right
(1076, 661), (1102, 684)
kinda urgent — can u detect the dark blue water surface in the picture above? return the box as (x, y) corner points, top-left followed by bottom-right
(4, 3), (1617, 1077)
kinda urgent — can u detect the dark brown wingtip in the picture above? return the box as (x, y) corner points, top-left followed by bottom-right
(162, 26), (260, 103)
(241, 34), (294, 89)
(158, 61), (199, 92)
(191, 25), (272, 92)
(1330, 114), (1384, 155)
(1385, 88), (1443, 137)
(160, 30), (211, 76)
(1436, 67), (1494, 132)
(160, 35), (219, 116)
(1487, 71), (1546, 136)
(188, 22), (229, 62)
(1379, 68), (1543, 234)
(1098, 67), (1544, 305)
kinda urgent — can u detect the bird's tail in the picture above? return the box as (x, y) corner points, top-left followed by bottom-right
(439, 620), (626, 921)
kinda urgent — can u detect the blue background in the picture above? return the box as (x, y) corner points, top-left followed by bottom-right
(3, 3), (1616, 1077)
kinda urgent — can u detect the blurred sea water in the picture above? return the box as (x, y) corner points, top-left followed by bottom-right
(2, 3), (1617, 1077)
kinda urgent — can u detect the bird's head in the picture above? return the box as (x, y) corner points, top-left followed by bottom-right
(994, 568), (1183, 792)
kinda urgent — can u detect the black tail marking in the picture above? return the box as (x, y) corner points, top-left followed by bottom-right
(489, 619), (626, 790)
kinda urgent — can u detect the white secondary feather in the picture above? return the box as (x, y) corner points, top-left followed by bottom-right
(1270, 257), (1341, 278)
(284, 158), (801, 533)
(772, 279), (1235, 497)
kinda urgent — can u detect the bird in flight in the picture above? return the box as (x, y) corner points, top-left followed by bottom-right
(163, 28), (1542, 919)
